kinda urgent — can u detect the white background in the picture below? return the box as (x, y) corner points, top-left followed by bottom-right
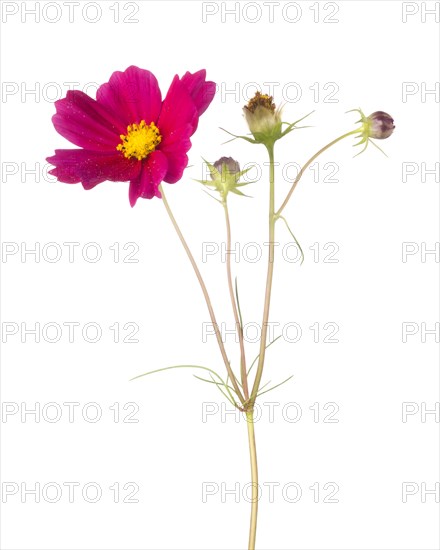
(1, 1), (439, 549)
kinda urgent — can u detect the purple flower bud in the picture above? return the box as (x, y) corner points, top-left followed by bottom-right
(198, 158), (252, 200)
(367, 111), (395, 139)
(213, 157), (240, 177)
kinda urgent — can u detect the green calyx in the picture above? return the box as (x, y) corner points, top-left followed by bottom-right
(221, 110), (315, 149)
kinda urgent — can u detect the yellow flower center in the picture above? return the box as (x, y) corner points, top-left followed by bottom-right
(116, 120), (162, 161)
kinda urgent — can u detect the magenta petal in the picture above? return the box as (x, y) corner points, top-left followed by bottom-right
(181, 69), (216, 116)
(160, 122), (192, 153)
(47, 149), (141, 189)
(158, 75), (199, 137)
(52, 91), (126, 151)
(129, 150), (168, 206)
(97, 66), (162, 127)
(162, 151), (188, 184)
(159, 123), (193, 184)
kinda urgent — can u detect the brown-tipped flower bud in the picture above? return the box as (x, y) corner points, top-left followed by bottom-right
(243, 91), (283, 145)
(367, 111), (395, 139)
(213, 157), (240, 178)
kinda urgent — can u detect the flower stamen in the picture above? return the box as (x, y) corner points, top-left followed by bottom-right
(117, 120), (162, 161)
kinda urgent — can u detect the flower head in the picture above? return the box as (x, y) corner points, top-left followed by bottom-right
(47, 66), (216, 206)
(243, 91), (283, 145)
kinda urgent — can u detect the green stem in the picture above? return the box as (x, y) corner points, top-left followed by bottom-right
(249, 144), (276, 405)
(223, 200), (249, 401)
(246, 410), (258, 550)
(159, 184), (245, 405)
(245, 129), (358, 547)
(276, 129), (359, 218)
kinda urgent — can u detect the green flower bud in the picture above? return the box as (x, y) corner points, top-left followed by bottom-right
(243, 92), (283, 145)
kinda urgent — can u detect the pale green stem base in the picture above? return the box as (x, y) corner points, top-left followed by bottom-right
(246, 410), (258, 550)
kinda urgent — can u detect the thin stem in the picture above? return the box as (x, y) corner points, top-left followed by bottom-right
(249, 144), (276, 405)
(276, 129), (359, 218)
(159, 184), (245, 405)
(223, 200), (249, 401)
(246, 410), (258, 550)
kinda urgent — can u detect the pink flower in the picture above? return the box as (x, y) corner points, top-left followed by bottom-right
(47, 66), (216, 206)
